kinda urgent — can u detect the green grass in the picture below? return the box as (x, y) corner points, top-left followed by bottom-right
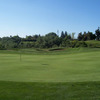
(0, 48), (100, 82)
(0, 81), (100, 100)
(0, 48), (100, 99)
(1, 47), (100, 55)
(85, 40), (100, 48)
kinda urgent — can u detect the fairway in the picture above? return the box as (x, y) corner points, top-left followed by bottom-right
(0, 49), (100, 82)
(0, 48), (100, 100)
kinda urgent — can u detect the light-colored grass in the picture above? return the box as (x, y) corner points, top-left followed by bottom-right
(0, 48), (100, 82)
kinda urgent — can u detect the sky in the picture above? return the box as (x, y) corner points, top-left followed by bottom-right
(0, 0), (100, 37)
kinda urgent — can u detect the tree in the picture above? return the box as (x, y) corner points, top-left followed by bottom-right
(95, 27), (100, 40)
(78, 32), (83, 41)
(11, 35), (21, 44)
(87, 31), (96, 40)
(67, 34), (71, 40)
(61, 31), (65, 38)
(83, 32), (87, 41)
(65, 31), (68, 37)
(26, 35), (33, 41)
(44, 32), (59, 48)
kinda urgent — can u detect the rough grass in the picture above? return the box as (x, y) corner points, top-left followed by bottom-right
(85, 40), (100, 48)
(0, 81), (100, 100)
(0, 47), (100, 55)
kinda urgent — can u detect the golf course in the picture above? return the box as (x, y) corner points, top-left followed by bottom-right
(0, 48), (100, 100)
(1, 0), (100, 99)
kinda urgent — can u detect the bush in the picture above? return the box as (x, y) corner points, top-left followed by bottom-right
(75, 41), (87, 47)
(70, 40), (78, 48)
(0, 44), (6, 50)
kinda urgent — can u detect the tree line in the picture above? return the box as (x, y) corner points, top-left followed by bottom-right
(0, 27), (100, 49)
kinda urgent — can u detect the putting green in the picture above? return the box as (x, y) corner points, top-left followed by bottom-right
(0, 50), (100, 82)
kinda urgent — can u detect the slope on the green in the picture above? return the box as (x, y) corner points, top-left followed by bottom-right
(0, 48), (100, 82)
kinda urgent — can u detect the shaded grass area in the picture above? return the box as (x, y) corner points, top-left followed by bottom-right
(0, 81), (100, 100)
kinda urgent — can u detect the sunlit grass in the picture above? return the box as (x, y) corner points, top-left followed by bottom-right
(0, 48), (100, 100)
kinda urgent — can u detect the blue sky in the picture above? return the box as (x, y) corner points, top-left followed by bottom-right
(0, 0), (100, 37)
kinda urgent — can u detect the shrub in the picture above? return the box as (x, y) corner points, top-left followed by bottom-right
(75, 41), (87, 47)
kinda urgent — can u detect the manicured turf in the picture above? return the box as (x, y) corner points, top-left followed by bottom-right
(0, 48), (100, 100)
(0, 48), (100, 82)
